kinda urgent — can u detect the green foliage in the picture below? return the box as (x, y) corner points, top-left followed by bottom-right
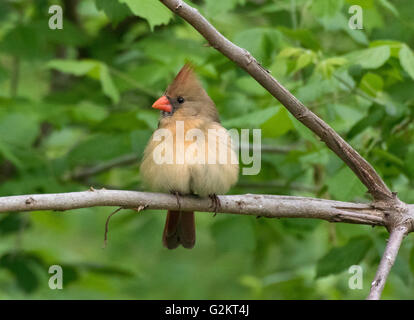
(96, 0), (132, 24)
(399, 45), (414, 80)
(316, 236), (372, 278)
(0, 0), (413, 299)
(48, 60), (120, 103)
(119, 0), (172, 30)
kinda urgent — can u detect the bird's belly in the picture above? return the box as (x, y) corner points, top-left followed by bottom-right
(189, 162), (239, 197)
(140, 121), (239, 196)
(140, 159), (192, 194)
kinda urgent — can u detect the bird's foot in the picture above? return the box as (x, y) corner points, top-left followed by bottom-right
(171, 190), (182, 212)
(209, 194), (221, 217)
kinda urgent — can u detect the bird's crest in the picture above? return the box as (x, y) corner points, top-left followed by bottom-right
(166, 63), (203, 96)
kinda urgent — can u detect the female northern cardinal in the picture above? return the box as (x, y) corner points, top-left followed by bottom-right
(140, 64), (239, 249)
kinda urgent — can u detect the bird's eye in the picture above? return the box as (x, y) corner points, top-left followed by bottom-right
(177, 96), (185, 104)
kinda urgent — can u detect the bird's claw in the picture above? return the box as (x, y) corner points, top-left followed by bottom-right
(209, 194), (221, 217)
(171, 190), (182, 212)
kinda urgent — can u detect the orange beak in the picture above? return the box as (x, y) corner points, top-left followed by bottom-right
(152, 95), (172, 113)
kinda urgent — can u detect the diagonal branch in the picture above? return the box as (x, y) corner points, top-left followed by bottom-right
(0, 189), (385, 226)
(367, 225), (409, 300)
(159, 0), (393, 202)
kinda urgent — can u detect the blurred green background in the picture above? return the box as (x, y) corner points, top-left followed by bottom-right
(0, 0), (413, 299)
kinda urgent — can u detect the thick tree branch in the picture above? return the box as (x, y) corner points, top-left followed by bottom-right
(0, 189), (385, 226)
(367, 225), (409, 300)
(159, 0), (393, 202)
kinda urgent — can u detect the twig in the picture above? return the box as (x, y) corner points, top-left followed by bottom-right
(367, 225), (409, 300)
(103, 207), (123, 248)
(159, 0), (393, 202)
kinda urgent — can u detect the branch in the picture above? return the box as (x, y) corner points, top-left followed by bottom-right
(367, 225), (409, 300)
(159, 0), (393, 202)
(0, 189), (385, 226)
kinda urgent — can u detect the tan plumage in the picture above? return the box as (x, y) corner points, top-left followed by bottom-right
(140, 64), (239, 249)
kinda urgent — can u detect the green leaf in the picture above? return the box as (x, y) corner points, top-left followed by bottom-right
(95, 0), (132, 23)
(279, 47), (303, 58)
(47, 60), (97, 76)
(316, 236), (372, 278)
(393, 256), (411, 285)
(312, 0), (343, 17)
(0, 214), (30, 236)
(326, 166), (366, 201)
(95, 111), (149, 131)
(345, 45), (390, 69)
(345, 0), (374, 8)
(205, 0), (245, 17)
(233, 28), (272, 62)
(67, 133), (131, 167)
(316, 57), (347, 78)
(43, 128), (86, 159)
(0, 141), (23, 169)
(48, 60), (119, 103)
(100, 64), (120, 104)
(359, 73), (384, 97)
(119, 0), (173, 30)
(0, 113), (39, 148)
(399, 45), (414, 80)
(70, 102), (109, 125)
(0, 253), (44, 293)
(347, 107), (385, 139)
(222, 107), (278, 128)
(404, 147), (414, 178)
(261, 108), (293, 138)
(211, 216), (256, 252)
(235, 77), (266, 96)
(0, 25), (43, 59)
(288, 113), (319, 146)
(294, 50), (316, 72)
(278, 28), (320, 51)
(378, 0), (399, 17)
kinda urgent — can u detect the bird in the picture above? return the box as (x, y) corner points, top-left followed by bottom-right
(139, 63), (239, 249)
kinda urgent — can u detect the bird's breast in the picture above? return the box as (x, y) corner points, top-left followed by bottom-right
(140, 119), (239, 196)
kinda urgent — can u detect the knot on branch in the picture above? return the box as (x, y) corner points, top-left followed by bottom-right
(25, 197), (35, 205)
(374, 197), (413, 233)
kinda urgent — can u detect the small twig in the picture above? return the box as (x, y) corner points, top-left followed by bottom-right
(103, 207), (124, 248)
(367, 225), (408, 300)
(102, 204), (147, 248)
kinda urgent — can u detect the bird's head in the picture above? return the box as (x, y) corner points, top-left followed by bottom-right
(151, 63), (220, 122)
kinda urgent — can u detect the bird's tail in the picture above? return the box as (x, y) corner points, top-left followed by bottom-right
(162, 211), (195, 249)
